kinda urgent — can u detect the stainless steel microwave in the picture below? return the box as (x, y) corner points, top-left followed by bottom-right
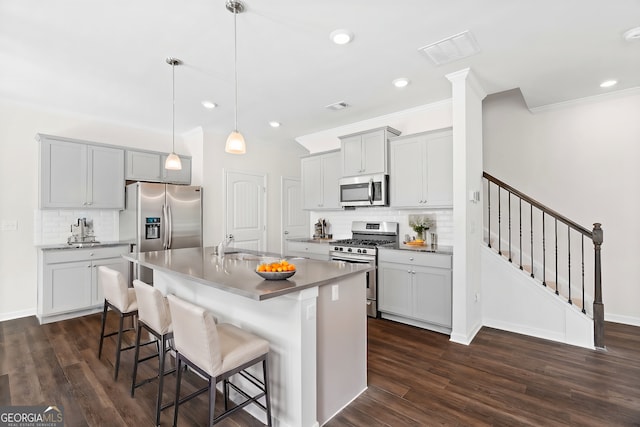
(339, 174), (389, 207)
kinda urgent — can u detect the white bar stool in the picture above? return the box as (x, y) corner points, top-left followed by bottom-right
(97, 266), (138, 380)
(131, 280), (175, 427)
(166, 294), (272, 426)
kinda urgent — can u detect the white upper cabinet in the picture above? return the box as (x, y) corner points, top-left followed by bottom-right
(38, 135), (124, 209)
(301, 150), (341, 210)
(389, 128), (453, 208)
(340, 126), (401, 177)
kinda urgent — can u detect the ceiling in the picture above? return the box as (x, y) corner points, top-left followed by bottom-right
(1, 0), (639, 149)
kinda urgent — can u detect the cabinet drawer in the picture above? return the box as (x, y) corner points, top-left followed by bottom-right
(286, 241), (330, 256)
(378, 249), (451, 269)
(43, 245), (129, 264)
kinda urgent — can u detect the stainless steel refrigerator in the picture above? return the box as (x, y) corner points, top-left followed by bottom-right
(120, 182), (202, 283)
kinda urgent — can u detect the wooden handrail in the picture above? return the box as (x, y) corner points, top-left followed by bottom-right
(483, 172), (592, 238)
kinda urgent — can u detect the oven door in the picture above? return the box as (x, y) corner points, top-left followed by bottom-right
(330, 254), (377, 317)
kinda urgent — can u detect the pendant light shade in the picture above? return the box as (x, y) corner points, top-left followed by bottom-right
(225, 0), (246, 155)
(165, 57), (182, 170)
(225, 131), (246, 154)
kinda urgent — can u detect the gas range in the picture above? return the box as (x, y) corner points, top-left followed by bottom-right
(331, 238), (395, 256)
(329, 221), (399, 318)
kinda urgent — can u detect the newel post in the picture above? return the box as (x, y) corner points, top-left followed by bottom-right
(592, 223), (605, 349)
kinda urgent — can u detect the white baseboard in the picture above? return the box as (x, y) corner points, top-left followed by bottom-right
(605, 313), (640, 327)
(0, 307), (36, 322)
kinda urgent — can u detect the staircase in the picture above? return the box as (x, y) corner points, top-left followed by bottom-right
(482, 172), (604, 349)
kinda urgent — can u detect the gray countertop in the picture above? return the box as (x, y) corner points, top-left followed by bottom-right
(123, 247), (372, 301)
(378, 244), (454, 255)
(37, 241), (132, 250)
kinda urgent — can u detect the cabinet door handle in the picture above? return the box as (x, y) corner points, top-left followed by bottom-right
(409, 257), (414, 261)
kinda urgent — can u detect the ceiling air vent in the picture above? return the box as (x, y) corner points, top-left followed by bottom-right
(418, 30), (480, 66)
(325, 101), (349, 111)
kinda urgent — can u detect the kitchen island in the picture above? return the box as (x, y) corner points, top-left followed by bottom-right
(124, 247), (371, 427)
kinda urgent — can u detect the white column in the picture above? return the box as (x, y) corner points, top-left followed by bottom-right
(446, 68), (486, 345)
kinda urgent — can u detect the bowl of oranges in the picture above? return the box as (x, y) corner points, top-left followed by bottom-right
(255, 259), (297, 280)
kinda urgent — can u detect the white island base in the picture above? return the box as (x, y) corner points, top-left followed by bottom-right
(153, 269), (367, 427)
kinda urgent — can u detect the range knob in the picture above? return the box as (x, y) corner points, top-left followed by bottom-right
(362, 249), (368, 254)
(357, 249), (362, 253)
(333, 246), (339, 251)
(347, 248), (352, 252)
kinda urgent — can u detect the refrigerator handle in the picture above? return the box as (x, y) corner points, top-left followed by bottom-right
(167, 204), (173, 249)
(162, 204), (168, 249)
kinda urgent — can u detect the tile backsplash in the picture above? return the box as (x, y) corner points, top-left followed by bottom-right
(310, 208), (454, 246)
(34, 209), (119, 245)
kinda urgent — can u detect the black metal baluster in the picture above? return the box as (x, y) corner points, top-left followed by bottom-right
(487, 181), (491, 248)
(567, 227), (572, 305)
(508, 192), (512, 262)
(529, 203), (534, 278)
(498, 187), (502, 255)
(581, 235), (586, 314)
(555, 218), (559, 295)
(519, 198), (523, 270)
(542, 213), (546, 286)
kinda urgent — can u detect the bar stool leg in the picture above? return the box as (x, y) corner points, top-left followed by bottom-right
(263, 357), (272, 427)
(155, 335), (168, 426)
(114, 314), (124, 380)
(130, 321), (143, 397)
(173, 356), (183, 427)
(208, 376), (216, 427)
(98, 300), (108, 359)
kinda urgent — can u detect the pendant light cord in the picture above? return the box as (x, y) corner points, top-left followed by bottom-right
(233, 7), (238, 132)
(172, 60), (176, 151)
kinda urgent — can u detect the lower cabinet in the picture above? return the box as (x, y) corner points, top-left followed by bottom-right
(38, 245), (130, 324)
(285, 240), (330, 261)
(378, 249), (452, 334)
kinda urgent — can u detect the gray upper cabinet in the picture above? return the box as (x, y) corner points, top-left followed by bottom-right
(125, 149), (191, 184)
(389, 128), (453, 208)
(301, 150), (341, 210)
(38, 135), (124, 209)
(160, 154), (191, 184)
(340, 126), (401, 177)
(126, 150), (162, 181)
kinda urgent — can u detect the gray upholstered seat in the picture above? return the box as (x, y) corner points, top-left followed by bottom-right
(131, 280), (175, 427)
(167, 294), (272, 426)
(97, 266), (138, 380)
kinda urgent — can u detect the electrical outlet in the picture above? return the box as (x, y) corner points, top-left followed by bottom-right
(331, 284), (339, 301)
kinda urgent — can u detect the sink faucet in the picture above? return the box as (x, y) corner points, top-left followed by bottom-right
(217, 235), (233, 257)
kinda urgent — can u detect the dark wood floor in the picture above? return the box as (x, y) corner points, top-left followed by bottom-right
(1, 314), (639, 426)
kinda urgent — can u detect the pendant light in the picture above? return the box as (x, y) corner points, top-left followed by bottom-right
(225, 0), (246, 154)
(165, 57), (183, 170)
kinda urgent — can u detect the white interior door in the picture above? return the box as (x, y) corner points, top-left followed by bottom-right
(225, 170), (266, 252)
(281, 177), (309, 254)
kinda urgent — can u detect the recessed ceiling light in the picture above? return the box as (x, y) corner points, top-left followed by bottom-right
(330, 29), (354, 45)
(392, 78), (410, 88)
(600, 80), (617, 88)
(623, 26), (640, 41)
(269, 121), (281, 128)
(201, 100), (217, 109)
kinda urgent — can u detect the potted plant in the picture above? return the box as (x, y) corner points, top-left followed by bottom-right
(409, 215), (433, 241)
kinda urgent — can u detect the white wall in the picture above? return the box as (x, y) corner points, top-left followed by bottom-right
(200, 129), (308, 252)
(483, 88), (640, 326)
